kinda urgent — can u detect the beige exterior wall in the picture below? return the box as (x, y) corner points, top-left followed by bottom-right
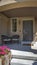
(35, 19), (37, 41)
(7, 18), (11, 36)
(0, 15), (1, 44)
(0, 13), (9, 44)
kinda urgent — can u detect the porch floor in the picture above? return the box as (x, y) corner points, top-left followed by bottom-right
(3, 42), (31, 51)
(3, 42), (37, 53)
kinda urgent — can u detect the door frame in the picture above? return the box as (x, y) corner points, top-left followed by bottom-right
(21, 17), (35, 43)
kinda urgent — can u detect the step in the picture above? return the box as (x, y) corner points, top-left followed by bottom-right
(10, 58), (35, 65)
(10, 49), (37, 60)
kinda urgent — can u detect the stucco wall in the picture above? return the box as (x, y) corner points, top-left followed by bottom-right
(35, 19), (37, 41)
(0, 13), (9, 44)
(7, 18), (10, 36)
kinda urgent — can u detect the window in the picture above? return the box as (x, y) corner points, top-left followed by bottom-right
(12, 19), (17, 32)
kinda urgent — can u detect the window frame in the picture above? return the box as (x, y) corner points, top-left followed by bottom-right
(11, 18), (18, 33)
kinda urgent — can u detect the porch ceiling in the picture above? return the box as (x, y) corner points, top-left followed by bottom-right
(1, 7), (37, 18)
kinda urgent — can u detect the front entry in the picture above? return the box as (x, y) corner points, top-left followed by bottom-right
(23, 20), (33, 43)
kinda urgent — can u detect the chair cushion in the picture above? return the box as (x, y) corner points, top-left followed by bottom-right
(11, 35), (19, 39)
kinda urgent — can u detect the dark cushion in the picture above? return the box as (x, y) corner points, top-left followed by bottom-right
(11, 35), (19, 39)
(1, 35), (11, 41)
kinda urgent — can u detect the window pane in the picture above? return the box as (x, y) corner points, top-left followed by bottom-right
(12, 19), (17, 32)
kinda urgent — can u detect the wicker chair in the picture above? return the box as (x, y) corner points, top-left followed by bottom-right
(1, 35), (11, 44)
(11, 35), (20, 43)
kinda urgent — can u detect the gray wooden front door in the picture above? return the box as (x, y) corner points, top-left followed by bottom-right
(23, 20), (33, 42)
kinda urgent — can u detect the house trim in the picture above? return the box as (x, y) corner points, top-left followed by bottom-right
(0, 1), (37, 12)
(10, 17), (19, 35)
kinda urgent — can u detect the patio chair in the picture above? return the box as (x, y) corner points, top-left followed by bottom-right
(11, 35), (20, 43)
(1, 35), (11, 44)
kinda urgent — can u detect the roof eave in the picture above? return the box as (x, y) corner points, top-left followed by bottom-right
(0, 1), (37, 12)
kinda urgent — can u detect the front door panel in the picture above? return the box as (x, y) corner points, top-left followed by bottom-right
(23, 20), (33, 42)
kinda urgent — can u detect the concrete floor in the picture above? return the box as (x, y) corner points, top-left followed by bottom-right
(3, 42), (37, 54)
